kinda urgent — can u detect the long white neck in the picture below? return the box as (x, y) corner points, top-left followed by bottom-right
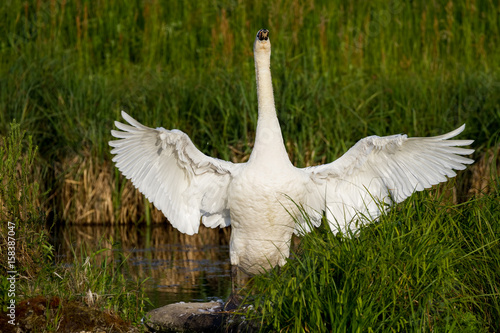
(249, 34), (290, 167)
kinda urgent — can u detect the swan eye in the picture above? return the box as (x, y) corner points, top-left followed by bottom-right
(257, 29), (269, 41)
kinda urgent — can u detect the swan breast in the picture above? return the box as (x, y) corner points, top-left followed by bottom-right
(227, 164), (306, 275)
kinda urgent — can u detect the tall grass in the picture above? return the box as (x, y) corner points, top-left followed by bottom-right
(1, 0), (499, 163)
(0, 2), (498, 215)
(0, 121), (52, 282)
(0, 123), (150, 330)
(21, 238), (152, 325)
(250, 182), (500, 332)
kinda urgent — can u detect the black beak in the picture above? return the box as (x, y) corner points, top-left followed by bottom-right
(257, 29), (269, 41)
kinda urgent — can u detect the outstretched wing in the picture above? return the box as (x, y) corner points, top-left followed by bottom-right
(300, 125), (474, 234)
(109, 111), (239, 235)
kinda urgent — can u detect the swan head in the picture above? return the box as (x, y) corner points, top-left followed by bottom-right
(254, 29), (271, 61)
(257, 29), (269, 41)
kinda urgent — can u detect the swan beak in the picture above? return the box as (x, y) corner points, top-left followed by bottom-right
(257, 29), (269, 41)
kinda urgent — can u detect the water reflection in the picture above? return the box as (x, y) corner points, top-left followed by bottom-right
(53, 223), (232, 310)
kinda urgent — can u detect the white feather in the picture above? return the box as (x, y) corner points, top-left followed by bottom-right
(109, 111), (238, 235)
(109, 29), (474, 276)
(301, 126), (474, 234)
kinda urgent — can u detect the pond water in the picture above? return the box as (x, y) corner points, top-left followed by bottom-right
(52, 224), (232, 311)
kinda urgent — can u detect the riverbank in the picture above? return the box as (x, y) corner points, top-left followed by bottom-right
(0, 124), (149, 332)
(2, 1), (500, 331)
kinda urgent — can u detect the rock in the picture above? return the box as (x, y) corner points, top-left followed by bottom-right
(143, 301), (258, 333)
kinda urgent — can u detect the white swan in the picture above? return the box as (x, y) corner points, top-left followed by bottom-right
(109, 29), (473, 305)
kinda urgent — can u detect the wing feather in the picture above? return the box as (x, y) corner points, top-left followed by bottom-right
(301, 125), (474, 235)
(109, 111), (238, 234)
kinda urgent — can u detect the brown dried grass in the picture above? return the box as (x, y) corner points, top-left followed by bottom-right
(59, 147), (172, 224)
(56, 145), (495, 225)
(60, 149), (115, 223)
(468, 145), (500, 197)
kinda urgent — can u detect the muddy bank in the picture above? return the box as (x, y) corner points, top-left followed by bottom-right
(0, 296), (138, 333)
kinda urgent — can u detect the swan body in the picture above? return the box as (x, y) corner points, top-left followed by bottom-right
(110, 29), (474, 277)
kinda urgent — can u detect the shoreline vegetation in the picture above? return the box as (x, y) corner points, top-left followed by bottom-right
(1, 0), (499, 224)
(1, 0), (500, 331)
(0, 123), (150, 332)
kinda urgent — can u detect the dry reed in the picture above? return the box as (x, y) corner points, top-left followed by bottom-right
(53, 144), (492, 224)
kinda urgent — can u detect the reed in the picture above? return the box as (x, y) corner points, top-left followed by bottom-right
(2, 0), (499, 223)
(1, 0), (499, 221)
(1, 1), (500, 329)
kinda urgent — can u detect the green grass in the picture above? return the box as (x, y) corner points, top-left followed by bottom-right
(250, 183), (500, 332)
(0, 121), (51, 280)
(1, 0), (499, 165)
(0, 123), (150, 331)
(22, 238), (152, 326)
(1, 0), (499, 220)
(1, 0), (500, 331)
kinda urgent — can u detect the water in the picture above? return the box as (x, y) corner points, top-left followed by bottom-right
(52, 224), (232, 310)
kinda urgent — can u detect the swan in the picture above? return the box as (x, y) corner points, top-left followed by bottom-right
(109, 29), (474, 307)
